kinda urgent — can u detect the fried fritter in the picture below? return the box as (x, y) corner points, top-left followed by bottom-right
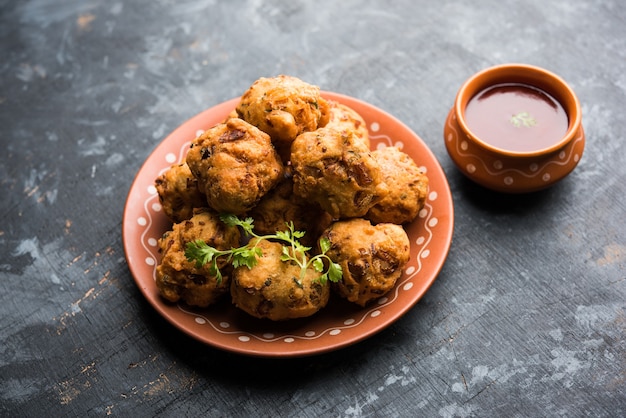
(156, 208), (241, 308)
(365, 146), (429, 224)
(290, 127), (388, 219)
(186, 117), (284, 215)
(321, 218), (410, 307)
(154, 162), (207, 223)
(230, 239), (330, 320)
(236, 75), (330, 160)
(325, 100), (370, 149)
(247, 172), (333, 248)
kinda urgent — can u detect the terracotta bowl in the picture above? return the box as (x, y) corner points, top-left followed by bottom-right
(444, 63), (585, 193)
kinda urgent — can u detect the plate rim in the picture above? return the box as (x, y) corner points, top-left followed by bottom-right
(122, 91), (454, 358)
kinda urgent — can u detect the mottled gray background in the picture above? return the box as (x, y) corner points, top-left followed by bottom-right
(1, 0), (625, 417)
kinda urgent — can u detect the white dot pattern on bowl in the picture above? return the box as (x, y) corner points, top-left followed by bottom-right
(445, 112), (585, 189)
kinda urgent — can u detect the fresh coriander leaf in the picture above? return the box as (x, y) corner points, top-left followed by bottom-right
(312, 257), (324, 273)
(510, 111), (537, 128)
(275, 230), (291, 242)
(319, 237), (331, 253)
(328, 262), (343, 283)
(185, 240), (214, 268)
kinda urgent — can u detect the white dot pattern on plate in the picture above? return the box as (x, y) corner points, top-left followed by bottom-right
(133, 109), (446, 351)
(494, 160), (503, 169)
(504, 176), (514, 185)
(165, 153), (176, 163)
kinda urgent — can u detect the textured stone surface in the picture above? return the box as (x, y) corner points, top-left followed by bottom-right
(1, 0), (625, 416)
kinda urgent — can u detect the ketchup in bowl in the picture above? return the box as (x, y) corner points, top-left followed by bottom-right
(464, 83), (568, 153)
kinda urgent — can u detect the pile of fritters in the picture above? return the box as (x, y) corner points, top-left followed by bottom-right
(154, 75), (429, 320)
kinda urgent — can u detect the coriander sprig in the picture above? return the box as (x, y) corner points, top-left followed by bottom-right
(185, 214), (342, 285)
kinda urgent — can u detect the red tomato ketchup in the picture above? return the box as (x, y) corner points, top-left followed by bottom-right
(464, 83), (569, 152)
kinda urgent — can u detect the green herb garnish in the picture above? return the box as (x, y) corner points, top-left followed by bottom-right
(510, 111), (537, 128)
(185, 214), (342, 285)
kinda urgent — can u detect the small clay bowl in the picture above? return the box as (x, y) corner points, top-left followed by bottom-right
(444, 63), (585, 193)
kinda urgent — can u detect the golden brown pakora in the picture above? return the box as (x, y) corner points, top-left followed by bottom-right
(325, 100), (370, 149)
(185, 117), (284, 215)
(236, 75), (330, 160)
(156, 208), (241, 308)
(246, 172), (333, 248)
(290, 127), (388, 219)
(365, 146), (429, 224)
(230, 239), (330, 320)
(321, 218), (410, 307)
(154, 162), (207, 223)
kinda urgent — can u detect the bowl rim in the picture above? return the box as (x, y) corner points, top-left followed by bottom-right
(454, 63), (582, 157)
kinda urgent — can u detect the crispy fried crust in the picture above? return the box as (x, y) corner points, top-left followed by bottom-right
(321, 218), (410, 307)
(156, 209), (241, 307)
(365, 146), (429, 224)
(155, 162), (207, 223)
(186, 118), (284, 215)
(230, 240), (330, 320)
(247, 172), (333, 248)
(290, 127), (388, 219)
(325, 100), (370, 149)
(236, 75), (330, 160)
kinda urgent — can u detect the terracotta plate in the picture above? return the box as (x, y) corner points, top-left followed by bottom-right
(123, 92), (454, 357)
